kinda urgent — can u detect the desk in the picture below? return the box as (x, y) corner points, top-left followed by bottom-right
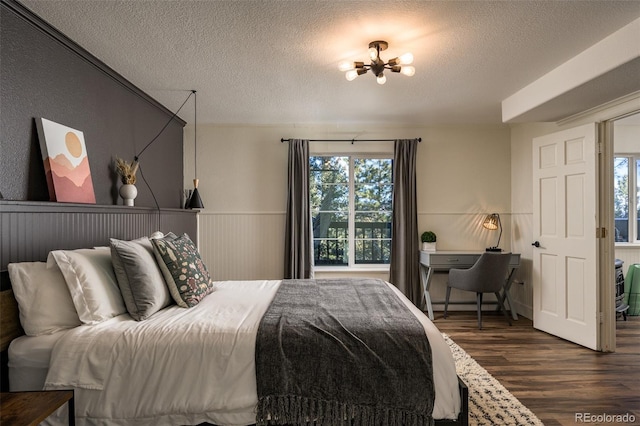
(420, 251), (521, 321)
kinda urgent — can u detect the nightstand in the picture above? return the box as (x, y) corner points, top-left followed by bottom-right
(0, 390), (74, 426)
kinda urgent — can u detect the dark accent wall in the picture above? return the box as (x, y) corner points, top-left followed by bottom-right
(0, 0), (186, 208)
(0, 201), (198, 272)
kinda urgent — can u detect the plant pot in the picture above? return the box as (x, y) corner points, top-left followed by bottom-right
(422, 242), (436, 252)
(119, 184), (137, 206)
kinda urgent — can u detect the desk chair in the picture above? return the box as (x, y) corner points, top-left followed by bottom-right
(444, 252), (513, 329)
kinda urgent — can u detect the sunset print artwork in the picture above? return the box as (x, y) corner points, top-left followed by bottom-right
(36, 118), (96, 203)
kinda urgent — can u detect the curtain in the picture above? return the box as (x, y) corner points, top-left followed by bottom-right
(284, 139), (313, 279)
(389, 138), (420, 306)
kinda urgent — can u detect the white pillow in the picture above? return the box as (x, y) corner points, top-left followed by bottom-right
(48, 247), (126, 324)
(7, 261), (81, 336)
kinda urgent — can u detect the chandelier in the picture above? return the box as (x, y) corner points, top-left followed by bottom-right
(338, 40), (415, 85)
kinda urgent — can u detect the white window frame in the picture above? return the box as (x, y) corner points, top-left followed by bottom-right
(614, 153), (640, 245)
(310, 153), (393, 270)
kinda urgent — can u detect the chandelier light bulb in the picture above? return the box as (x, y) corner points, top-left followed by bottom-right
(399, 52), (414, 65)
(338, 61), (354, 72)
(345, 69), (359, 81)
(400, 66), (416, 77)
(377, 74), (386, 85)
(369, 47), (378, 60)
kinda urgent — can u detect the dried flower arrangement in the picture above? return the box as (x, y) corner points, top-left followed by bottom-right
(115, 157), (139, 185)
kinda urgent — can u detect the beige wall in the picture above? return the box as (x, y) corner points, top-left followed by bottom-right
(614, 122), (640, 153)
(184, 123), (512, 310)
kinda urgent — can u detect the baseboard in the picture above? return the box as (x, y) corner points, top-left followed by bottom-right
(512, 300), (533, 320)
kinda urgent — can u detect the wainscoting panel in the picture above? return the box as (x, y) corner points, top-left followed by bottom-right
(615, 246), (640, 275)
(0, 201), (197, 271)
(198, 212), (286, 281)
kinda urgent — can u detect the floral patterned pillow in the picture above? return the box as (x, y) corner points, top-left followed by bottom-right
(151, 233), (213, 308)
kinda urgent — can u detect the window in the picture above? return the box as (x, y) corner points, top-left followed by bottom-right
(310, 155), (393, 266)
(614, 155), (640, 243)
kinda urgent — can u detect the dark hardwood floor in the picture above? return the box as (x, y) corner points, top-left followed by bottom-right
(433, 311), (640, 426)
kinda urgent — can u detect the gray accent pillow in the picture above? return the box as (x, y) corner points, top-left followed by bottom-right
(110, 237), (173, 321)
(151, 233), (214, 308)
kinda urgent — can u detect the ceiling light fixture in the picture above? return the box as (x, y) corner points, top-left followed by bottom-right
(338, 40), (415, 85)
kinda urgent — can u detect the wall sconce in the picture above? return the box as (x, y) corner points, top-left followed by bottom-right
(134, 89), (203, 210)
(185, 90), (204, 209)
(483, 213), (502, 252)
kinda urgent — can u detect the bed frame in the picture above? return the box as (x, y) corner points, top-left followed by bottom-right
(0, 200), (468, 425)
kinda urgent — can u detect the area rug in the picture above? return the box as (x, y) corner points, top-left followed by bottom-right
(443, 334), (544, 426)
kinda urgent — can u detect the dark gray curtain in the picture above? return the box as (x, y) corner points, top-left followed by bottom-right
(389, 138), (420, 306)
(284, 139), (313, 279)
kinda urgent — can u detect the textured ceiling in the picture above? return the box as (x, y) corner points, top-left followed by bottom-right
(18, 0), (640, 125)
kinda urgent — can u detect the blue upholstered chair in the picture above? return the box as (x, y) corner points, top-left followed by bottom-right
(444, 252), (513, 329)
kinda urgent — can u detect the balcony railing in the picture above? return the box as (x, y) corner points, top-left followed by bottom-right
(314, 221), (391, 265)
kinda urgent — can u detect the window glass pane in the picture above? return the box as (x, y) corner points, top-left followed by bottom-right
(311, 183), (349, 211)
(310, 156), (349, 211)
(314, 239), (348, 266)
(354, 158), (393, 183)
(614, 157), (629, 242)
(354, 183), (393, 211)
(313, 211), (348, 265)
(354, 212), (392, 238)
(355, 239), (391, 264)
(310, 156), (348, 182)
(637, 159), (640, 241)
(355, 212), (391, 264)
(312, 212), (348, 239)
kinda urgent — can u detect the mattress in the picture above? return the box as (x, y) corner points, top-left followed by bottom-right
(8, 330), (68, 391)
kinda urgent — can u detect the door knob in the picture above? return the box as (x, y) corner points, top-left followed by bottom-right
(532, 241), (540, 248)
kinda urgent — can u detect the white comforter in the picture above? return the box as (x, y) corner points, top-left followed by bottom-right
(44, 280), (460, 425)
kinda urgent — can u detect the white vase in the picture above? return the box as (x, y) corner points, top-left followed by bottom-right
(119, 184), (137, 206)
(422, 242), (436, 252)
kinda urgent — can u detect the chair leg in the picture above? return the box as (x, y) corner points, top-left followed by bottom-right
(495, 292), (513, 326)
(444, 286), (452, 319)
(477, 292), (483, 329)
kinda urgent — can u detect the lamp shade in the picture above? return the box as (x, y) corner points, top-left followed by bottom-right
(483, 214), (500, 230)
(187, 179), (204, 209)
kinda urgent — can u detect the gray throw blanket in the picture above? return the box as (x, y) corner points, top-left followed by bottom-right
(255, 278), (435, 426)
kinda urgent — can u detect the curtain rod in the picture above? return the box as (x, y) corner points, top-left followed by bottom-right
(280, 138), (421, 144)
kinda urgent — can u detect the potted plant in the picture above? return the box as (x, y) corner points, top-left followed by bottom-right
(421, 231), (437, 251)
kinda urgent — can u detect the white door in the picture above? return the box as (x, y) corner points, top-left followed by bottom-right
(532, 123), (599, 350)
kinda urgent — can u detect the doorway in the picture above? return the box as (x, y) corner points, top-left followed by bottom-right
(611, 112), (640, 343)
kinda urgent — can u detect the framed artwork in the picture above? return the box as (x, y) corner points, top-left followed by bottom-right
(36, 118), (96, 204)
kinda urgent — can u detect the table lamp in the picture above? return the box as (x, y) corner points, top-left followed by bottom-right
(483, 213), (502, 252)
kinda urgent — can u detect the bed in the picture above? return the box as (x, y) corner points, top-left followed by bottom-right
(0, 201), (468, 426)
